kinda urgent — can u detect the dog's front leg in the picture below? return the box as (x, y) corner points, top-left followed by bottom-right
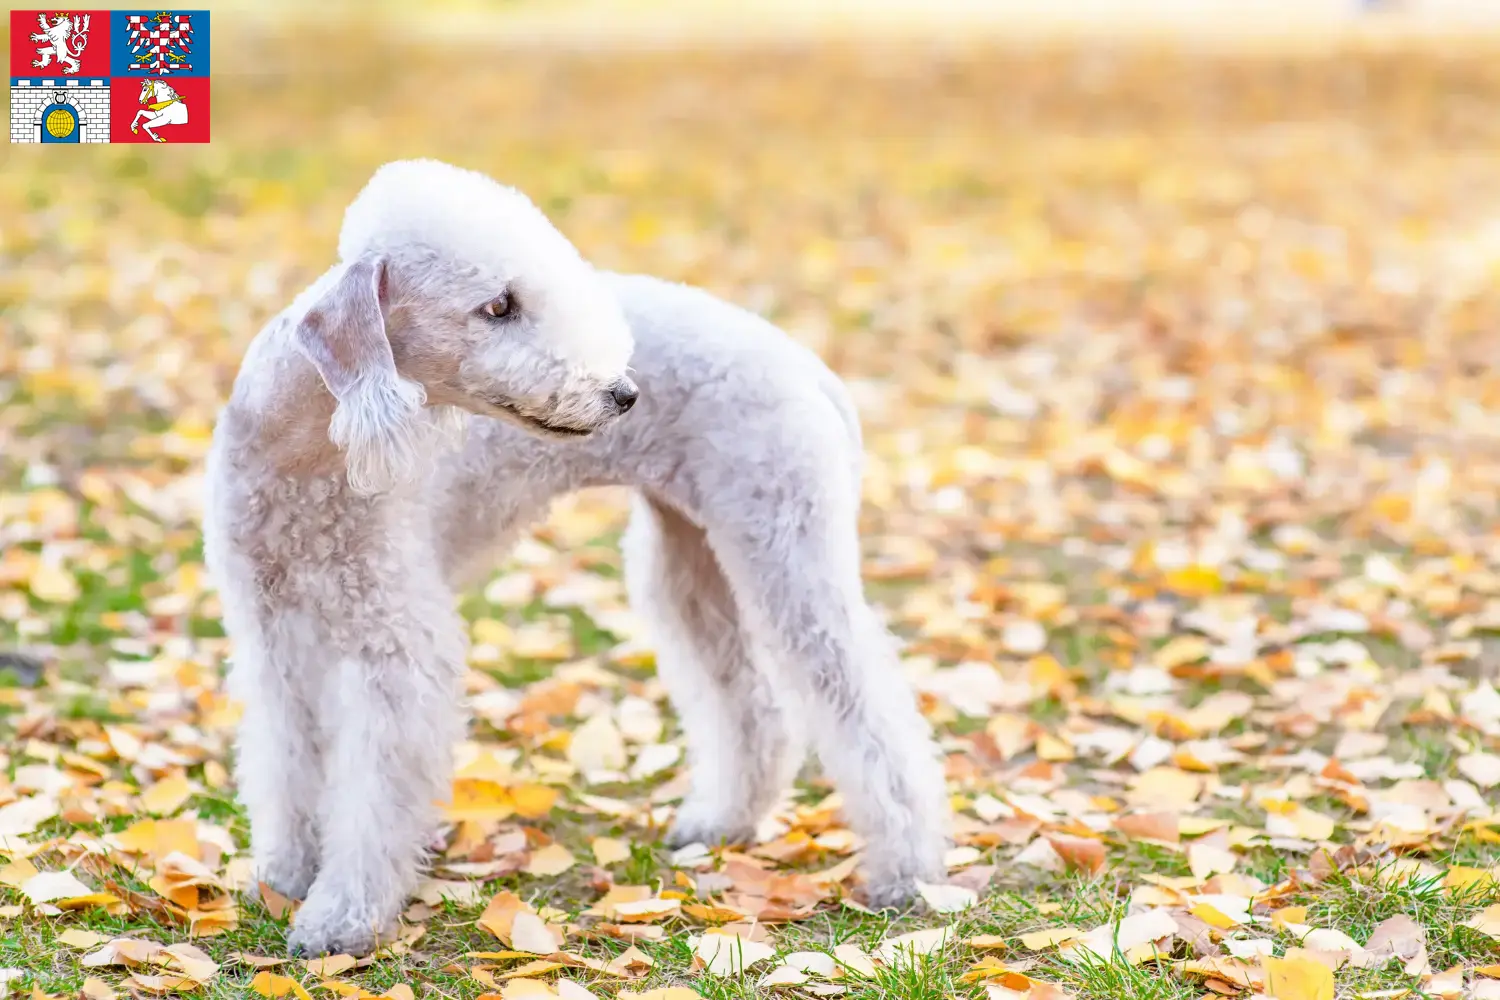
(288, 641), (462, 957)
(232, 644), (321, 902)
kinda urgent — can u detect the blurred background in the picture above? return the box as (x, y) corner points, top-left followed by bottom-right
(7, 0), (1500, 625)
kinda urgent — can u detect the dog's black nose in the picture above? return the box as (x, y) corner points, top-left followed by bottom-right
(611, 381), (639, 413)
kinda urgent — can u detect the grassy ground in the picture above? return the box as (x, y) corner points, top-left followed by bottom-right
(4, 9), (1500, 1000)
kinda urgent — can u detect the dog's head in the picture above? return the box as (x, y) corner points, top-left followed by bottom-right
(290, 159), (637, 492)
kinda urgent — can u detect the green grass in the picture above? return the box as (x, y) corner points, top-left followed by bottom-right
(3, 520), (1500, 1000)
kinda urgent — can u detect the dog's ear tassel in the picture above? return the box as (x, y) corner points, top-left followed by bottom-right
(293, 256), (426, 495)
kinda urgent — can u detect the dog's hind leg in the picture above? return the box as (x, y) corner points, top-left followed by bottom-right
(624, 495), (801, 848)
(706, 468), (950, 908)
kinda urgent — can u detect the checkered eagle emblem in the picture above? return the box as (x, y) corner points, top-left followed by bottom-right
(124, 10), (193, 73)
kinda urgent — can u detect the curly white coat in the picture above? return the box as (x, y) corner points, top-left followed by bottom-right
(204, 159), (950, 956)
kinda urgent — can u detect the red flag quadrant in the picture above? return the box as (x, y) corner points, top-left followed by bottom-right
(9, 10), (113, 79)
(109, 75), (209, 143)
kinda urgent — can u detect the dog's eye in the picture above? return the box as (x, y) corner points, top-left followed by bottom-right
(482, 291), (517, 321)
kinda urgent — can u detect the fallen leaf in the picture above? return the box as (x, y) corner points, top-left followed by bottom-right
(1069, 909), (1177, 961)
(1019, 928), (1084, 951)
(916, 880), (978, 913)
(523, 844), (576, 878)
(1468, 904), (1500, 938)
(1262, 952), (1334, 1000)
(250, 972), (314, 1000)
(58, 929), (108, 949)
(591, 837), (630, 866)
(1188, 843), (1237, 880)
(1044, 834), (1106, 875)
(510, 911), (563, 955)
(696, 932), (775, 975)
(80, 978), (117, 1000)
(304, 955), (356, 977)
(878, 926), (952, 963)
(20, 870), (94, 904)
(138, 775), (194, 816)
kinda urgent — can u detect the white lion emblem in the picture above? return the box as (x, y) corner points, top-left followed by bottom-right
(30, 12), (91, 76)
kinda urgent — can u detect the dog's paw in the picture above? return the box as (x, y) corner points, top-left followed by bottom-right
(666, 804), (756, 850)
(250, 856), (317, 903)
(859, 876), (921, 911)
(285, 885), (391, 958)
(287, 920), (377, 959)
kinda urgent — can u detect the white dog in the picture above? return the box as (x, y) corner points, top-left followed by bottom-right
(204, 159), (950, 956)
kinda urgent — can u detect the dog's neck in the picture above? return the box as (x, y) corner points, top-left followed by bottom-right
(220, 329), (366, 486)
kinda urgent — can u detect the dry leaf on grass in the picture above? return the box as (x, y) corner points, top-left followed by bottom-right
(878, 926), (952, 964)
(251, 972), (314, 1000)
(916, 880), (978, 913)
(523, 844), (576, 878)
(1262, 951), (1335, 1000)
(695, 931), (775, 975)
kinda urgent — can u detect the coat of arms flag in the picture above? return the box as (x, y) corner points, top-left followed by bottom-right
(10, 8), (211, 144)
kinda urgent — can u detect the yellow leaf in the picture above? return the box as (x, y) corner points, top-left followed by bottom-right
(58, 929), (108, 949)
(1154, 636), (1211, 670)
(0, 858), (39, 888)
(478, 891), (529, 944)
(304, 955), (356, 977)
(28, 562), (79, 603)
(591, 837), (630, 866)
(1271, 907), (1308, 929)
(251, 972), (314, 1000)
(523, 844), (575, 878)
(472, 618), (515, 648)
(110, 819), (200, 864)
(138, 775), (194, 816)
(1444, 866), (1495, 892)
(1468, 904), (1500, 938)
(258, 882), (296, 921)
(510, 911), (563, 955)
(681, 902), (747, 923)
(445, 779), (516, 822)
(1191, 903), (1244, 930)
(500, 961), (567, 982)
(511, 784), (559, 820)
(1425, 965), (1465, 999)
(1262, 953), (1334, 1000)
(232, 954), (287, 969)
(1188, 842), (1238, 880)
(611, 897), (681, 923)
(80, 978), (116, 1000)
(1019, 928), (1084, 950)
(968, 935), (1009, 951)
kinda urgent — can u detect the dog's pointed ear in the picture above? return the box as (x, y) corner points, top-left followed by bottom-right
(293, 256), (426, 495)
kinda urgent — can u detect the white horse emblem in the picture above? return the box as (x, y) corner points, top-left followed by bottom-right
(30, 12), (90, 75)
(131, 79), (189, 143)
